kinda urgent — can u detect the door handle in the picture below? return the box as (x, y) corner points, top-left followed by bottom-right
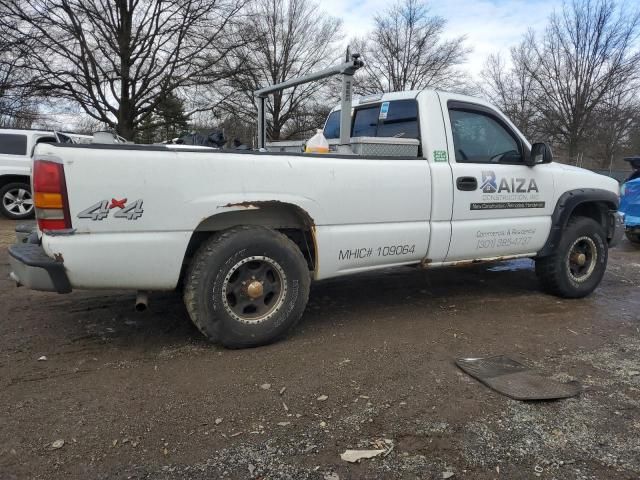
(456, 176), (477, 191)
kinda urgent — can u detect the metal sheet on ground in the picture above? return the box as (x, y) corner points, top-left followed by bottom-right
(456, 355), (581, 400)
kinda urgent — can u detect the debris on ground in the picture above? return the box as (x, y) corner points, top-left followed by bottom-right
(260, 383), (271, 390)
(340, 449), (385, 463)
(317, 395), (328, 401)
(37, 355), (47, 361)
(456, 355), (581, 400)
(49, 439), (64, 449)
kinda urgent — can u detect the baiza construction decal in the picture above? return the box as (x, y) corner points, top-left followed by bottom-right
(472, 170), (545, 210)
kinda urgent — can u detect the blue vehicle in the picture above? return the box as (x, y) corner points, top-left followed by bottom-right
(620, 156), (640, 245)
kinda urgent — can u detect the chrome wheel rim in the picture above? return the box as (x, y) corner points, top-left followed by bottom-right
(566, 236), (597, 282)
(2, 187), (33, 216)
(221, 256), (287, 324)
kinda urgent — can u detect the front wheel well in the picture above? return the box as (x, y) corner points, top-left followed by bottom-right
(567, 201), (610, 229)
(537, 189), (619, 258)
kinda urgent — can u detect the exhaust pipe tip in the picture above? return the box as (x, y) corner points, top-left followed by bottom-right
(135, 291), (149, 312)
(135, 302), (147, 313)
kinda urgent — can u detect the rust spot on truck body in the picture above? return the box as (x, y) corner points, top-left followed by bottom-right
(220, 200), (315, 228)
(53, 253), (64, 263)
(220, 201), (261, 210)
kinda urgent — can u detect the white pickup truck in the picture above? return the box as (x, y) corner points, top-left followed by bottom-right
(8, 89), (623, 347)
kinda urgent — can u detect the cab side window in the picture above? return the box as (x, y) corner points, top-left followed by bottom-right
(449, 109), (522, 164)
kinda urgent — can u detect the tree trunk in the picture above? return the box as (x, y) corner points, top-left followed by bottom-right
(116, 0), (134, 140)
(116, 111), (135, 141)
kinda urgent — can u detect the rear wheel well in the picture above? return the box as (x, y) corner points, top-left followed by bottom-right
(0, 175), (31, 189)
(179, 203), (317, 288)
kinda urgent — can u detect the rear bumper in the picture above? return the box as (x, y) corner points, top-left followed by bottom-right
(8, 243), (72, 293)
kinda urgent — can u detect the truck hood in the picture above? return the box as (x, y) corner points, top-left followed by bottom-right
(555, 163), (620, 196)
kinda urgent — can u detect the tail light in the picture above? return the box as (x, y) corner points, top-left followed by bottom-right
(33, 159), (72, 231)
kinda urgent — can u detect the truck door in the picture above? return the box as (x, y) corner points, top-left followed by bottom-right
(438, 96), (555, 262)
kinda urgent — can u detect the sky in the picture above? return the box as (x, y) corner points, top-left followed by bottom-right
(323, 0), (562, 77)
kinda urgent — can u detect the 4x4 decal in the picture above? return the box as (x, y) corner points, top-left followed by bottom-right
(78, 198), (144, 221)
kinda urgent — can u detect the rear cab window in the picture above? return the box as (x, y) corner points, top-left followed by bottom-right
(323, 111), (341, 139)
(352, 106), (380, 137)
(0, 133), (28, 156)
(323, 99), (420, 140)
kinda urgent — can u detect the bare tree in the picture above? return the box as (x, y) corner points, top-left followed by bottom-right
(522, 0), (640, 159)
(480, 42), (540, 140)
(353, 0), (469, 94)
(214, 0), (342, 141)
(0, 55), (38, 127)
(0, 0), (246, 139)
(0, 15), (38, 127)
(589, 85), (640, 169)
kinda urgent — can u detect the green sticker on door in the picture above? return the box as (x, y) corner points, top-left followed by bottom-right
(433, 150), (448, 162)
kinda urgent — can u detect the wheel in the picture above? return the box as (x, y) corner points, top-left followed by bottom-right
(625, 231), (640, 245)
(183, 226), (311, 348)
(0, 182), (34, 220)
(535, 216), (608, 298)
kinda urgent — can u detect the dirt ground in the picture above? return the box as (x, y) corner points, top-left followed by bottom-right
(0, 218), (639, 480)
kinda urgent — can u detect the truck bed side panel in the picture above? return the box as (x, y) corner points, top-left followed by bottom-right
(36, 144), (432, 287)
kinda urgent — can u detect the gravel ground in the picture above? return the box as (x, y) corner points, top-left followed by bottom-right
(0, 218), (639, 480)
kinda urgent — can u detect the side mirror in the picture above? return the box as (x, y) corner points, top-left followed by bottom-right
(527, 142), (553, 166)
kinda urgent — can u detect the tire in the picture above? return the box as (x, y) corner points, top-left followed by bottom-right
(183, 226), (311, 348)
(0, 182), (34, 220)
(535, 216), (608, 298)
(625, 232), (640, 245)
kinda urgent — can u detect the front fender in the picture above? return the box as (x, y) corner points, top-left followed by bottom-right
(537, 188), (619, 257)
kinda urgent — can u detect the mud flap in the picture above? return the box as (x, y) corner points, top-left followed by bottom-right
(456, 355), (581, 400)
